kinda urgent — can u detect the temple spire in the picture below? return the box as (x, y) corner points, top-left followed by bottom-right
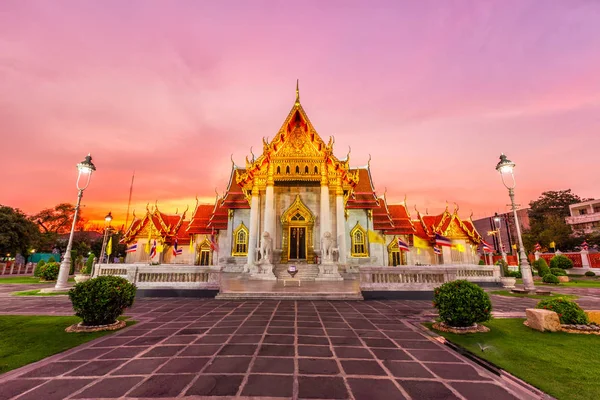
(295, 79), (300, 106)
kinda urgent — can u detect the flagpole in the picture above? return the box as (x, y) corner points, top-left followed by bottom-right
(124, 171), (135, 231)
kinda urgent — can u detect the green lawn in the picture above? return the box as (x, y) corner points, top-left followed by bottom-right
(429, 318), (600, 400)
(0, 315), (133, 374)
(13, 289), (69, 296)
(0, 276), (75, 284)
(490, 290), (577, 300)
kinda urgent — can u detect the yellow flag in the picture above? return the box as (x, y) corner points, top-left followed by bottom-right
(145, 227), (152, 254)
(106, 237), (113, 256)
(368, 230), (386, 244)
(550, 241), (556, 249)
(413, 235), (429, 249)
(189, 236), (194, 253)
(157, 243), (164, 253)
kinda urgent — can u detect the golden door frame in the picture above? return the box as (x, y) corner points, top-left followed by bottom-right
(280, 195), (315, 264)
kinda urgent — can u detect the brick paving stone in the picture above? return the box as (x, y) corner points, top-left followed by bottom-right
(348, 378), (407, 400)
(407, 349), (463, 362)
(126, 335), (165, 346)
(329, 336), (363, 346)
(162, 335), (197, 345)
(251, 356), (295, 374)
(341, 359), (387, 376)
(451, 382), (520, 400)
(61, 347), (112, 360)
(355, 330), (387, 338)
(363, 338), (398, 348)
(298, 335), (330, 345)
(72, 376), (144, 398)
(258, 344), (296, 357)
(0, 378), (46, 400)
(264, 334), (295, 344)
(66, 359), (127, 376)
(203, 356), (252, 373)
(427, 362), (493, 381)
(17, 378), (94, 400)
(394, 339), (443, 350)
(179, 344), (221, 357)
(110, 358), (166, 375)
(99, 346), (148, 359)
(156, 357), (210, 373)
(21, 361), (87, 377)
(298, 376), (349, 399)
(241, 374), (293, 397)
(194, 334), (231, 344)
(334, 346), (374, 359)
(177, 328), (208, 335)
(398, 380), (460, 399)
(141, 345), (185, 357)
(385, 331), (429, 340)
(186, 374), (244, 396)
(299, 358), (340, 375)
(218, 344), (258, 356)
(90, 337), (134, 347)
(229, 334), (263, 343)
(384, 361), (435, 378)
(128, 374), (195, 398)
(298, 345), (333, 357)
(371, 348), (412, 361)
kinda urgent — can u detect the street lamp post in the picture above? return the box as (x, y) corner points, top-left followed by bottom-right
(495, 154), (534, 291)
(99, 212), (113, 264)
(54, 154), (96, 290)
(494, 212), (508, 263)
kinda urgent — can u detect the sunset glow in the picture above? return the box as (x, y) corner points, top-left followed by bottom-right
(2, 1), (599, 226)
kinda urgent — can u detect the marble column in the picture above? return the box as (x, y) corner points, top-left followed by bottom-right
(320, 173), (330, 242)
(264, 167), (275, 242)
(335, 187), (346, 263)
(246, 185), (260, 268)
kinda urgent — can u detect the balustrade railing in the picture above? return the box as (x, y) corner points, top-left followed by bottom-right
(95, 264), (221, 289)
(359, 265), (500, 291)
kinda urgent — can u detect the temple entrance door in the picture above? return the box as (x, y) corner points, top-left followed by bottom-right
(289, 227), (307, 260)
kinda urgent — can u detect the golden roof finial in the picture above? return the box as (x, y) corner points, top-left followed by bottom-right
(403, 194), (407, 205)
(295, 79), (300, 106)
(453, 202), (459, 214)
(368, 154), (372, 168)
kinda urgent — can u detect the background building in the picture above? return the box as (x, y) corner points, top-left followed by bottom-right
(472, 209), (530, 254)
(566, 199), (600, 235)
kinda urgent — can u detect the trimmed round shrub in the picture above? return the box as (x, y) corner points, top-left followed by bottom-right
(536, 298), (588, 325)
(69, 276), (136, 326)
(542, 273), (559, 284)
(433, 280), (492, 327)
(550, 268), (567, 276)
(34, 260), (46, 277)
(533, 258), (550, 277)
(81, 253), (95, 275)
(585, 271), (596, 277)
(38, 262), (60, 281)
(550, 255), (573, 270)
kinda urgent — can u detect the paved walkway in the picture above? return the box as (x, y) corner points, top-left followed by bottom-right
(0, 298), (536, 400)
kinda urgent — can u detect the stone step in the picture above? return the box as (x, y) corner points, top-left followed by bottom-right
(216, 292), (364, 301)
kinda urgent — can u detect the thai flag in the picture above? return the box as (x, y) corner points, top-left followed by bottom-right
(172, 238), (183, 256)
(149, 240), (157, 259)
(396, 237), (410, 252)
(210, 229), (219, 252)
(433, 246), (441, 255)
(126, 243), (138, 253)
(435, 234), (452, 247)
(482, 241), (494, 253)
(534, 243), (542, 252)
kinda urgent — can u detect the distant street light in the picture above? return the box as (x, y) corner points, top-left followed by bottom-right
(494, 212), (508, 263)
(54, 154), (96, 290)
(100, 211), (113, 264)
(495, 153), (534, 291)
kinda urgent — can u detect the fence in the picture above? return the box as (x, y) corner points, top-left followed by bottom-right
(0, 263), (35, 276)
(533, 251), (599, 271)
(359, 265), (500, 291)
(95, 264), (221, 289)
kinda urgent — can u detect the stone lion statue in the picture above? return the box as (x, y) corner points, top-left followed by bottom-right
(260, 231), (273, 263)
(321, 231), (334, 262)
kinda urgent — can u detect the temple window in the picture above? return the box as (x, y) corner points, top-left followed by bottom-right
(350, 223), (368, 257)
(232, 223), (249, 256)
(295, 165), (300, 174)
(387, 237), (405, 266)
(305, 165), (309, 174)
(198, 239), (211, 265)
(314, 166), (318, 174)
(277, 166), (281, 174)
(286, 166), (290, 174)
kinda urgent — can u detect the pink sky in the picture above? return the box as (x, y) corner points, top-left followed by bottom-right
(1, 0), (599, 226)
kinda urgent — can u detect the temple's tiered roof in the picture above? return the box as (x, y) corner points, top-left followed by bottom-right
(122, 204), (189, 245)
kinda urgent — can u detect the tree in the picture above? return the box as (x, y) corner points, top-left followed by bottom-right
(0, 205), (41, 257)
(525, 189), (591, 252)
(31, 203), (86, 234)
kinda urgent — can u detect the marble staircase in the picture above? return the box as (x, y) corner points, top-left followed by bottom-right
(273, 263), (319, 280)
